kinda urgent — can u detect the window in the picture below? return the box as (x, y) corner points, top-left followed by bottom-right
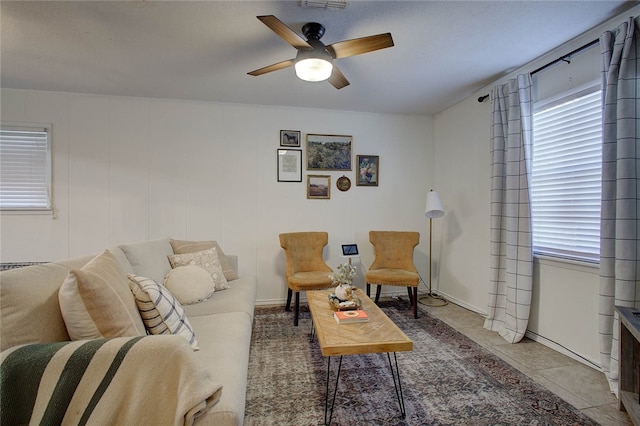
(0, 122), (52, 212)
(531, 85), (602, 262)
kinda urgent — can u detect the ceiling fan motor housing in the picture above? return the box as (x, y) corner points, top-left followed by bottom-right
(302, 22), (326, 41)
(297, 23), (332, 64)
(296, 39), (332, 61)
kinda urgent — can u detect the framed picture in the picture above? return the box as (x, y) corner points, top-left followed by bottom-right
(306, 134), (352, 171)
(336, 175), (351, 192)
(356, 155), (379, 186)
(307, 175), (331, 199)
(280, 130), (301, 147)
(277, 149), (302, 182)
(341, 244), (359, 256)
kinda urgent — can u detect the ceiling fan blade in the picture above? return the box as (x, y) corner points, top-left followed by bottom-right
(257, 15), (312, 50)
(328, 66), (350, 89)
(248, 59), (295, 76)
(327, 33), (394, 59)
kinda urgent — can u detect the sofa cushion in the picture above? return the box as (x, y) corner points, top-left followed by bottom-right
(0, 263), (72, 351)
(119, 238), (174, 285)
(107, 246), (135, 275)
(170, 239), (239, 281)
(168, 248), (230, 291)
(71, 250), (147, 338)
(189, 312), (253, 425)
(164, 265), (215, 305)
(183, 275), (257, 321)
(128, 274), (199, 350)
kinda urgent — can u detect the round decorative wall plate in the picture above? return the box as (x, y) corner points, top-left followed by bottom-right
(336, 176), (351, 192)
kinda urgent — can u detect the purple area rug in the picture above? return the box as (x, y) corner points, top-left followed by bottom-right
(244, 300), (598, 425)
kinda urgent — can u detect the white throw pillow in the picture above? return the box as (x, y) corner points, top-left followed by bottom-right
(168, 248), (230, 291)
(58, 272), (102, 340)
(59, 250), (146, 340)
(164, 265), (215, 305)
(128, 274), (199, 350)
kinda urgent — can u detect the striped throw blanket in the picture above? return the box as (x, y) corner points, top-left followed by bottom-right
(1, 335), (222, 426)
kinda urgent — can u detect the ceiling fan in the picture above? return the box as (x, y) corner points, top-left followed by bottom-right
(247, 15), (394, 89)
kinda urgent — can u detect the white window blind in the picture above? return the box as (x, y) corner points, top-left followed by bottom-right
(0, 123), (52, 211)
(531, 87), (602, 262)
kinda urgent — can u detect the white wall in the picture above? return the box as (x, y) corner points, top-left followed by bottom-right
(432, 95), (492, 313)
(0, 89), (434, 305)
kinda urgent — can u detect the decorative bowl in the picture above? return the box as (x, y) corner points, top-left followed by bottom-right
(328, 293), (362, 311)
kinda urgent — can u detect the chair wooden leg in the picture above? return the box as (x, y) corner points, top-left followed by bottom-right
(407, 287), (414, 305)
(294, 292), (300, 326)
(285, 288), (293, 312)
(412, 287), (418, 319)
(375, 285), (382, 303)
(366, 283), (371, 298)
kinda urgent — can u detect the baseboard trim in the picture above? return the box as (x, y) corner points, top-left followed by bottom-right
(430, 291), (487, 316)
(524, 330), (602, 372)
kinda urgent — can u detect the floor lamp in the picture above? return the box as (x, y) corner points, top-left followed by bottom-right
(419, 189), (448, 307)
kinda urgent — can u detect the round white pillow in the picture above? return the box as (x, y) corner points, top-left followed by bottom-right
(164, 265), (215, 305)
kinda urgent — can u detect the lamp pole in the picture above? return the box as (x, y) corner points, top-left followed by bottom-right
(428, 215), (433, 296)
(420, 189), (448, 307)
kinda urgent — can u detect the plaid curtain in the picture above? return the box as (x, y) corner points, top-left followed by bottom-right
(484, 74), (534, 344)
(598, 16), (640, 395)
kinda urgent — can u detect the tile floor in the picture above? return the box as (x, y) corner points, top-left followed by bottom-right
(418, 299), (632, 426)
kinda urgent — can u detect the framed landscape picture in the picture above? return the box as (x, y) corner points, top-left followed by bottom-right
(356, 155), (379, 186)
(306, 134), (352, 171)
(280, 130), (301, 147)
(307, 175), (331, 199)
(277, 149), (302, 182)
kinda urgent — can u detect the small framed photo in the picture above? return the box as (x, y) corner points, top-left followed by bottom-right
(307, 175), (331, 199)
(356, 155), (379, 186)
(280, 130), (301, 147)
(277, 149), (302, 182)
(307, 134), (352, 171)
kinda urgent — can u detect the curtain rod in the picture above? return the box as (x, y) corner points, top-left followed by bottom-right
(477, 38), (600, 103)
(530, 38), (599, 75)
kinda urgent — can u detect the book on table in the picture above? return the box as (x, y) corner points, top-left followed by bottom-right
(333, 309), (369, 324)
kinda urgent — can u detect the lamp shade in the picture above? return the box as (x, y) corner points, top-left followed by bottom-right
(425, 190), (444, 218)
(295, 58), (333, 82)
(295, 43), (334, 82)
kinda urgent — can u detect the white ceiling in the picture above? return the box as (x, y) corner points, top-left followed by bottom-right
(1, 1), (636, 116)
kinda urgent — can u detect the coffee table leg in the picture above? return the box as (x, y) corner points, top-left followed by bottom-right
(387, 352), (406, 418)
(324, 356), (343, 425)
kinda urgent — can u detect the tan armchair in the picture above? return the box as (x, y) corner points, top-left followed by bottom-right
(366, 231), (420, 318)
(279, 232), (334, 326)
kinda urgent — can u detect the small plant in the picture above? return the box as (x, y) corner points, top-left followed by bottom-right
(329, 260), (357, 287)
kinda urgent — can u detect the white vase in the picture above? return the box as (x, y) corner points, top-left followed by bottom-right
(335, 284), (350, 301)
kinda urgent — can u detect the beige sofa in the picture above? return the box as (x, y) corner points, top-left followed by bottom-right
(0, 238), (257, 425)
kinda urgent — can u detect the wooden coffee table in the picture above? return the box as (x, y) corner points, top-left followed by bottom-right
(307, 288), (413, 425)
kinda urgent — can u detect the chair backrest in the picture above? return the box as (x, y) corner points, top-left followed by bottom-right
(369, 231), (419, 272)
(279, 232), (332, 276)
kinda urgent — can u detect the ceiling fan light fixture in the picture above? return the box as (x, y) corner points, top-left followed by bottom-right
(295, 58), (333, 82)
(249, 15), (393, 89)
